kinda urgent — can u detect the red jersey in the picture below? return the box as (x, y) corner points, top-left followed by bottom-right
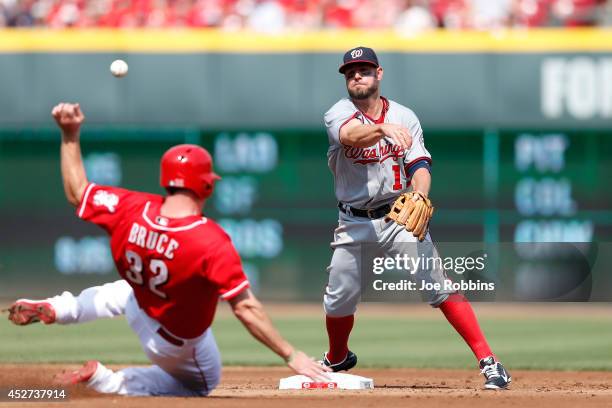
(77, 183), (249, 338)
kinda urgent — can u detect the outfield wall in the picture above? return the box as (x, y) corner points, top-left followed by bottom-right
(0, 29), (611, 129)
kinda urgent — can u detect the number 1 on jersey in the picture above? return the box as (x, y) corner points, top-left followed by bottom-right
(392, 165), (403, 190)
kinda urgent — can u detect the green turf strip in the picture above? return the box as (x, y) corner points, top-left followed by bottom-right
(1, 316), (611, 371)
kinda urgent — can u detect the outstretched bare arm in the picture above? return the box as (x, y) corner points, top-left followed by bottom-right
(229, 289), (331, 381)
(51, 103), (88, 207)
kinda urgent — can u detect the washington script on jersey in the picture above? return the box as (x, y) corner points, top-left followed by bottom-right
(343, 143), (407, 165)
(127, 222), (179, 260)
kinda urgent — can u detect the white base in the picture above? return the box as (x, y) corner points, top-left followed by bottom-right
(279, 373), (374, 390)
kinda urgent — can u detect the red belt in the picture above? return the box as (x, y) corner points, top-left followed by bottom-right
(157, 327), (185, 346)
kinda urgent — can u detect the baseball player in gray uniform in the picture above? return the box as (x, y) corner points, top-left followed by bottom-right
(321, 46), (511, 390)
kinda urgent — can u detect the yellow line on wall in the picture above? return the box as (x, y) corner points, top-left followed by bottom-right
(1, 28), (612, 53)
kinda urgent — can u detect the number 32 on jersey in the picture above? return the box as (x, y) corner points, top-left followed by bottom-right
(125, 250), (169, 299)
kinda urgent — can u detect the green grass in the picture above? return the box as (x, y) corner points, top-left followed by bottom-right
(1, 315), (611, 371)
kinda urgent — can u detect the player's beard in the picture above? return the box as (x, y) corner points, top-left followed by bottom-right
(348, 81), (379, 100)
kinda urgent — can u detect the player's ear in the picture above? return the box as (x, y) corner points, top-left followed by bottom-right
(377, 67), (384, 81)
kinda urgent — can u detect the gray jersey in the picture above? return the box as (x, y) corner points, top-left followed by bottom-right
(325, 97), (431, 209)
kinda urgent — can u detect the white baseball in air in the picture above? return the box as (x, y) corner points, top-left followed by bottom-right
(110, 59), (128, 77)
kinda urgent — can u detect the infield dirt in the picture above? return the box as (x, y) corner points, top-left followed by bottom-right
(1, 365), (611, 408)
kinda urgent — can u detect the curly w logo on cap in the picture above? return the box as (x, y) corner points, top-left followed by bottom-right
(339, 46), (380, 74)
(350, 49), (364, 59)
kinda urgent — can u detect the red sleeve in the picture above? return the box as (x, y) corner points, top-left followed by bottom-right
(76, 183), (145, 233)
(206, 239), (250, 300)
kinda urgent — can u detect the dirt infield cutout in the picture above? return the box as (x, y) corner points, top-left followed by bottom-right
(1, 365), (611, 408)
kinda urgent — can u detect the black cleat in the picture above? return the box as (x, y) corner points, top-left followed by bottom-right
(479, 356), (511, 390)
(322, 350), (358, 372)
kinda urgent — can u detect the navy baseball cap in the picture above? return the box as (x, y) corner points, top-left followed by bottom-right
(339, 46), (379, 74)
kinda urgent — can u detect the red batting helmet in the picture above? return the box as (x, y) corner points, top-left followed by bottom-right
(160, 144), (220, 199)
